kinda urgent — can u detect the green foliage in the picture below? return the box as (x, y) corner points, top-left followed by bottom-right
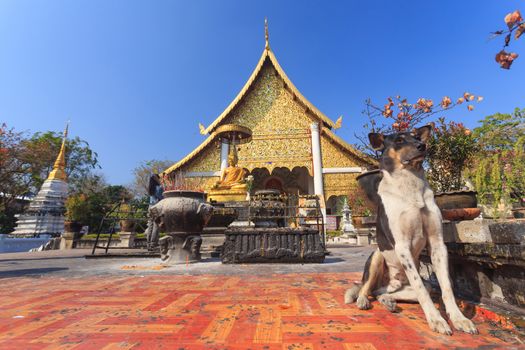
(0, 124), (100, 233)
(65, 194), (88, 222)
(82, 233), (120, 240)
(326, 230), (342, 238)
(21, 131), (99, 193)
(67, 175), (137, 232)
(346, 188), (374, 216)
(472, 108), (525, 151)
(426, 118), (476, 192)
(468, 108), (525, 208)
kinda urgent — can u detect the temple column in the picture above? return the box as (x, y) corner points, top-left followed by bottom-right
(220, 142), (229, 172)
(310, 122), (324, 197)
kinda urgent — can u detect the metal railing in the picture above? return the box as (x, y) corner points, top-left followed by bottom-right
(90, 202), (147, 255)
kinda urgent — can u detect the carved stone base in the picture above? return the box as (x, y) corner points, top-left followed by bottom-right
(159, 234), (202, 265)
(221, 227), (326, 264)
(60, 232), (75, 250)
(118, 232), (135, 248)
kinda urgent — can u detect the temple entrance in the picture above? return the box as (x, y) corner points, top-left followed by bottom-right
(264, 177), (284, 191)
(249, 166), (313, 195)
(326, 195), (347, 215)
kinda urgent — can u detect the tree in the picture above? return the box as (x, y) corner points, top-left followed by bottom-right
(69, 174), (134, 232)
(131, 159), (174, 197)
(20, 131), (99, 193)
(468, 108), (525, 208)
(0, 125), (100, 233)
(0, 124), (32, 233)
(472, 108), (525, 150)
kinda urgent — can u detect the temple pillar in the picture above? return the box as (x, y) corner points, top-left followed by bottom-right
(310, 122), (324, 197)
(220, 142), (229, 171)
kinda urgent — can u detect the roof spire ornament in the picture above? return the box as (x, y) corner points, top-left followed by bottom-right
(265, 18), (270, 50)
(47, 121), (69, 182)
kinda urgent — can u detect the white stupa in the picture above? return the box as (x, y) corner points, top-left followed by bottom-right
(11, 124), (69, 237)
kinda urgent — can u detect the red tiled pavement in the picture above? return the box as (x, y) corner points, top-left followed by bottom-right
(0, 273), (520, 349)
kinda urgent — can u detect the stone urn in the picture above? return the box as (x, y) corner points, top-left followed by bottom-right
(356, 170), (382, 206)
(150, 190), (213, 264)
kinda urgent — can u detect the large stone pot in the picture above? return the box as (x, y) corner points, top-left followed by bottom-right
(119, 219), (136, 232)
(150, 190), (213, 264)
(434, 190), (478, 210)
(434, 190), (479, 221)
(61, 221), (82, 249)
(356, 170), (382, 206)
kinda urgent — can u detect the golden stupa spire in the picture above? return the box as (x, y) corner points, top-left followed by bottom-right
(265, 18), (270, 50)
(47, 122), (69, 181)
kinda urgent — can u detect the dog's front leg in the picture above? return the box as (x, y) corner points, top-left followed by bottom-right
(394, 242), (452, 335)
(425, 210), (478, 334)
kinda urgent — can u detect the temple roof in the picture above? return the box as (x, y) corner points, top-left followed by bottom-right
(202, 46), (337, 135)
(164, 27), (375, 176)
(321, 126), (378, 168)
(163, 133), (215, 175)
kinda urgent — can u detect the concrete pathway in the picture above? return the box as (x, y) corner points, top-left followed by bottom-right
(0, 247), (522, 349)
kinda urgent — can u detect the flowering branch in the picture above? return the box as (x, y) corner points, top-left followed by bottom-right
(354, 93), (482, 160)
(492, 10), (523, 69)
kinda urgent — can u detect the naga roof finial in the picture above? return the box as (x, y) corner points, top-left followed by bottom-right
(265, 18), (270, 50)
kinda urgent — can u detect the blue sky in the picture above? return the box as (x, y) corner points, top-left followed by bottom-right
(1, 1), (523, 185)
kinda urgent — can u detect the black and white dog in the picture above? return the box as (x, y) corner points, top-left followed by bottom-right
(344, 125), (478, 335)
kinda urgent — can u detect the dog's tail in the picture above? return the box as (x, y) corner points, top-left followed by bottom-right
(344, 284), (361, 304)
(345, 250), (385, 306)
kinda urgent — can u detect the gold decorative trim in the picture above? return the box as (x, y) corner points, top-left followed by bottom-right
(214, 124), (253, 144)
(202, 46), (337, 134)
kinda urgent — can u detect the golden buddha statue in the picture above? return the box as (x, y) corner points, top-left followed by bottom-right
(213, 152), (247, 190)
(208, 150), (249, 202)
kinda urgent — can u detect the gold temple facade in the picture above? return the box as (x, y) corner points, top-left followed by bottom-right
(163, 25), (376, 213)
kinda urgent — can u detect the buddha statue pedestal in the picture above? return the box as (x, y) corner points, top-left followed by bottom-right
(208, 186), (247, 203)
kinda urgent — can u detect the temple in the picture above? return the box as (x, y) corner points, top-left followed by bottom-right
(11, 124), (69, 237)
(163, 21), (376, 214)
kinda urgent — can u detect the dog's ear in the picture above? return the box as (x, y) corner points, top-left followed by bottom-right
(415, 124), (433, 143)
(368, 133), (385, 151)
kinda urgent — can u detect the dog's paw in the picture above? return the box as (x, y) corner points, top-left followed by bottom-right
(377, 294), (397, 312)
(356, 295), (371, 310)
(344, 285), (361, 304)
(386, 280), (402, 293)
(427, 315), (452, 335)
(451, 315), (478, 334)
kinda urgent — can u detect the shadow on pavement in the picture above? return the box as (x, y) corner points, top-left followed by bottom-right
(323, 257), (345, 264)
(0, 267), (69, 278)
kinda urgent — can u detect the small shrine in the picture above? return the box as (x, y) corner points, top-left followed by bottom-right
(11, 125), (69, 237)
(162, 21), (376, 213)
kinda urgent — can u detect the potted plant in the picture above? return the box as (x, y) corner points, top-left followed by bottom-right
(118, 201), (136, 232)
(62, 194), (87, 249)
(64, 194), (85, 234)
(426, 118), (480, 220)
(347, 188), (375, 228)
